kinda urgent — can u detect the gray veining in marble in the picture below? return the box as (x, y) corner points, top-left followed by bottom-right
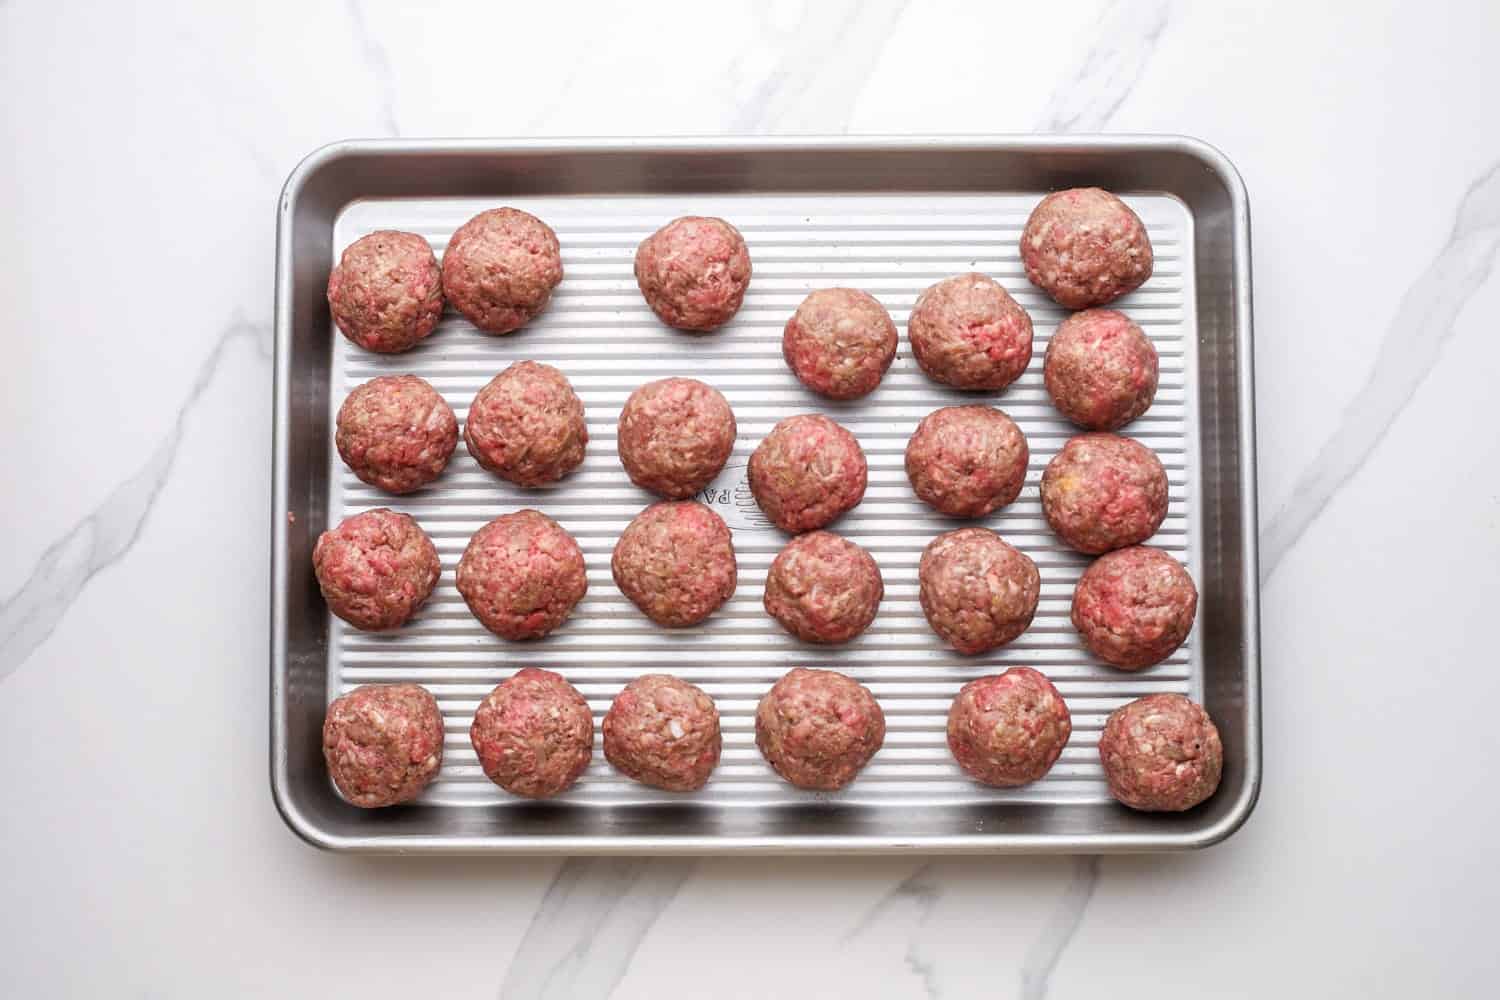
(1261, 160), (1500, 580)
(727, 0), (908, 133)
(1036, 0), (1171, 132)
(345, 0), (400, 137)
(844, 864), (942, 998)
(0, 316), (270, 680)
(1019, 857), (1100, 1000)
(496, 858), (695, 1000)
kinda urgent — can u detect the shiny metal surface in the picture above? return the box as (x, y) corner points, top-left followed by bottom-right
(271, 136), (1259, 853)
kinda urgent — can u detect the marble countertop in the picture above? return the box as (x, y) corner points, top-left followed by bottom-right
(3, 0), (1497, 996)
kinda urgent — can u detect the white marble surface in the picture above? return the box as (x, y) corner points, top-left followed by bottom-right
(2, 0), (1498, 995)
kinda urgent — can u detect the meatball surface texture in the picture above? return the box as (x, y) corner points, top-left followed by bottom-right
(634, 216), (751, 331)
(313, 508), (440, 631)
(323, 683), (444, 808)
(755, 668), (885, 791)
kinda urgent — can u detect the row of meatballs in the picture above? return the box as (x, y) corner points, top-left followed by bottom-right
(328, 188), (1153, 383)
(325, 670), (1221, 813)
(316, 503), (1193, 671)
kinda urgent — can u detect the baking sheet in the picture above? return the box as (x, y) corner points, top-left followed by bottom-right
(326, 191), (1200, 810)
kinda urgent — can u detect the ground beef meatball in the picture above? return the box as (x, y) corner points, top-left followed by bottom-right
(612, 501), (737, 627)
(456, 510), (587, 640)
(748, 414), (867, 534)
(1041, 433), (1169, 554)
(908, 273), (1034, 391)
(918, 527), (1039, 655)
(634, 216), (752, 331)
(1044, 308), (1159, 430)
(464, 361), (587, 487)
(763, 531), (883, 644)
(1072, 546), (1198, 670)
(441, 207), (563, 334)
(603, 675), (721, 791)
(327, 231), (445, 354)
(313, 508), (440, 631)
(1022, 188), (1154, 309)
(617, 378), (736, 498)
(469, 668), (594, 799)
(946, 668), (1071, 788)
(756, 668), (885, 791)
(782, 288), (897, 400)
(1098, 693), (1222, 812)
(336, 375), (458, 493)
(905, 405), (1029, 518)
(323, 683), (444, 808)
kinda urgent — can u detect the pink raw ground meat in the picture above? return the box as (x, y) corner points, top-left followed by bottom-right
(1044, 308), (1158, 431)
(908, 273), (1034, 391)
(612, 501), (737, 627)
(1022, 188), (1153, 309)
(905, 405), (1029, 518)
(918, 527), (1039, 655)
(1071, 545), (1197, 670)
(1041, 433), (1168, 554)
(456, 510), (588, 640)
(327, 230), (445, 354)
(755, 668), (885, 791)
(634, 216), (751, 332)
(313, 508), (440, 631)
(782, 288), (897, 400)
(323, 683), (444, 808)
(616, 377), (737, 499)
(464, 361), (587, 487)
(336, 374), (457, 494)
(603, 674), (721, 791)
(763, 531), (883, 644)
(748, 414), (867, 534)
(946, 667), (1071, 787)
(1098, 693), (1222, 812)
(441, 208), (563, 334)
(469, 667), (594, 799)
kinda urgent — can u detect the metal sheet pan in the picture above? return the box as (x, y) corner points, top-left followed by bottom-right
(271, 136), (1259, 853)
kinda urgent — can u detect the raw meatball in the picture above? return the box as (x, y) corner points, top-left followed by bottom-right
(918, 527), (1039, 655)
(617, 378), (736, 499)
(603, 674), (721, 791)
(782, 288), (897, 400)
(908, 273), (1034, 391)
(756, 668), (885, 791)
(1098, 693), (1222, 812)
(612, 501), (737, 627)
(313, 508), (439, 631)
(748, 414), (867, 534)
(469, 668), (594, 799)
(336, 375), (458, 494)
(763, 531), (883, 644)
(1022, 188), (1153, 309)
(1041, 433), (1168, 554)
(323, 683), (444, 808)
(441, 207), (563, 334)
(1072, 546), (1198, 670)
(946, 668), (1071, 788)
(327, 231), (445, 354)
(1044, 308), (1159, 430)
(634, 216), (752, 331)
(456, 510), (587, 640)
(905, 405), (1029, 518)
(464, 361), (587, 487)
